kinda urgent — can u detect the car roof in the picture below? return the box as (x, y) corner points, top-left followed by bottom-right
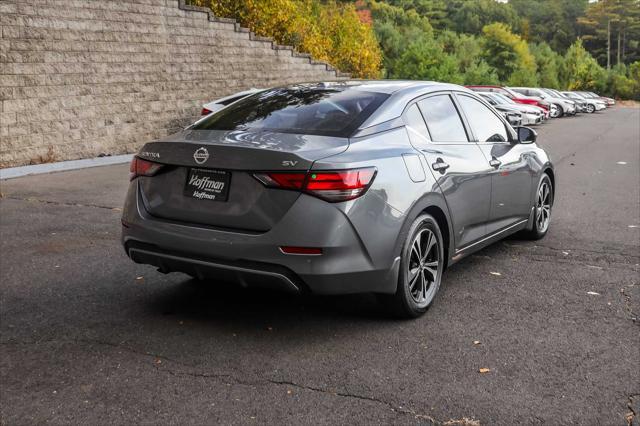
(283, 80), (452, 95)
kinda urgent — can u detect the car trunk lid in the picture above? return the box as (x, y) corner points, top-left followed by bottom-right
(136, 129), (348, 232)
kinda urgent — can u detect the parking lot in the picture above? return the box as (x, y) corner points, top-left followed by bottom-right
(1, 107), (638, 425)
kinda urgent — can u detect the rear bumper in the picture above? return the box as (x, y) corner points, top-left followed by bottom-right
(121, 182), (400, 295)
(126, 241), (302, 292)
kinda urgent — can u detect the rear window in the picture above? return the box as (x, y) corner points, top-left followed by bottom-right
(191, 87), (389, 137)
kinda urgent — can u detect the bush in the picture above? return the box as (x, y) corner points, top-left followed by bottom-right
(392, 35), (463, 83)
(561, 39), (607, 92)
(191, 0), (382, 78)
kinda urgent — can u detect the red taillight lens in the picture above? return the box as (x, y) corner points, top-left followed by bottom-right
(253, 167), (376, 202)
(129, 157), (164, 181)
(201, 107), (212, 116)
(255, 172), (307, 189)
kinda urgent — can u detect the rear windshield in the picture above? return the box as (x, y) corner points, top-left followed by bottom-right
(191, 87), (389, 137)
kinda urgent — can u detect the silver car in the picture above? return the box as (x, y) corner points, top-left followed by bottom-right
(122, 81), (555, 318)
(510, 87), (577, 117)
(561, 91), (606, 113)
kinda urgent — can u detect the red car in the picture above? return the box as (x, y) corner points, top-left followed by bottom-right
(466, 85), (551, 117)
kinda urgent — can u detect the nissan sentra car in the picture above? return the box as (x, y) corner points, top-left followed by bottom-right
(122, 81), (554, 318)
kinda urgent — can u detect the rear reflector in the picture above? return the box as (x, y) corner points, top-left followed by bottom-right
(253, 167), (376, 202)
(280, 246), (323, 255)
(129, 157), (164, 181)
(201, 107), (212, 116)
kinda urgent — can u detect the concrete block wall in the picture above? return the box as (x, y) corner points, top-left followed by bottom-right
(0, 0), (348, 167)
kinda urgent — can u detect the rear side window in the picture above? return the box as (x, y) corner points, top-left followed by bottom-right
(191, 87), (389, 137)
(404, 104), (429, 138)
(417, 95), (468, 142)
(457, 95), (508, 143)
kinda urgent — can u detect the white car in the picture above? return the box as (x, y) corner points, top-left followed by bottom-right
(200, 88), (264, 116)
(561, 91), (606, 113)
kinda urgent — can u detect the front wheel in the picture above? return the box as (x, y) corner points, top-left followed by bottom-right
(586, 104), (595, 113)
(551, 104), (563, 118)
(520, 174), (553, 240)
(380, 214), (444, 318)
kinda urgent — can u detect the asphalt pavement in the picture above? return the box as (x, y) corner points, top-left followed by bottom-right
(1, 107), (639, 425)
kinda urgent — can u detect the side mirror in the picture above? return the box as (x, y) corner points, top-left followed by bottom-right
(516, 126), (537, 144)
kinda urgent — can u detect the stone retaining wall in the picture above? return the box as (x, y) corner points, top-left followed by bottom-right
(0, 0), (348, 167)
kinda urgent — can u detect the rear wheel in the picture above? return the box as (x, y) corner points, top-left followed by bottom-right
(520, 174), (553, 240)
(381, 214), (444, 318)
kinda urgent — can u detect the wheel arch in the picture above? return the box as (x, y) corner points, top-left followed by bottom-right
(543, 167), (555, 192)
(393, 192), (454, 271)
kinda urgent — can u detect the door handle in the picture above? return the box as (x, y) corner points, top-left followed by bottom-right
(431, 158), (450, 173)
(489, 158), (502, 168)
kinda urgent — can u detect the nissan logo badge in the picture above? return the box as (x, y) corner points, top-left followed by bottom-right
(193, 147), (209, 165)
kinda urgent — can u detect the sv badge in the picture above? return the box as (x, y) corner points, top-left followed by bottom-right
(282, 160), (298, 167)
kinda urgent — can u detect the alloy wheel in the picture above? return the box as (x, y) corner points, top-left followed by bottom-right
(536, 181), (552, 233)
(587, 104), (595, 113)
(407, 228), (439, 305)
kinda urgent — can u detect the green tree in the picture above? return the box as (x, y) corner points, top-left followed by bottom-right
(392, 36), (463, 83)
(510, 0), (589, 53)
(481, 23), (538, 85)
(446, 0), (521, 35)
(367, 0), (433, 77)
(561, 39), (607, 91)
(463, 60), (500, 85)
(530, 42), (562, 88)
(578, 0), (640, 67)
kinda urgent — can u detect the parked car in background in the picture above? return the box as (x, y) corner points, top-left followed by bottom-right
(466, 85), (553, 118)
(123, 80), (555, 318)
(510, 87), (576, 118)
(478, 92), (543, 125)
(579, 91), (615, 106)
(544, 88), (590, 112)
(561, 91), (606, 113)
(200, 88), (263, 116)
(502, 110), (523, 126)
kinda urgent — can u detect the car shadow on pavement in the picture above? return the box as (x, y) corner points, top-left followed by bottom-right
(143, 276), (394, 325)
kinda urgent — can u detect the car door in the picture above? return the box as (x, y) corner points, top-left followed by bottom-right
(455, 93), (534, 235)
(403, 93), (492, 251)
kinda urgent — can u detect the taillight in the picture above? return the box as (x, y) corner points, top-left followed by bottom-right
(129, 157), (163, 181)
(201, 107), (212, 116)
(253, 168), (376, 202)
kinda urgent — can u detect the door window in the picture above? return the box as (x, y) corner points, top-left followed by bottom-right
(417, 95), (468, 142)
(457, 95), (508, 143)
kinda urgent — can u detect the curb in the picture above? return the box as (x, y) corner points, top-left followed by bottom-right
(0, 154), (134, 180)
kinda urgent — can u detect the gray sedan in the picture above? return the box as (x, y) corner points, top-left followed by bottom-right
(122, 81), (554, 318)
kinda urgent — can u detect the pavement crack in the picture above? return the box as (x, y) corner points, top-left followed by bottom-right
(0, 337), (441, 423)
(2, 195), (119, 211)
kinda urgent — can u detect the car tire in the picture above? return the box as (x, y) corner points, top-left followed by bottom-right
(553, 104), (563, 118)
(380, 213), (444, 318)
(586, 104), (595, 113)
(520, 174), (553, 240)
